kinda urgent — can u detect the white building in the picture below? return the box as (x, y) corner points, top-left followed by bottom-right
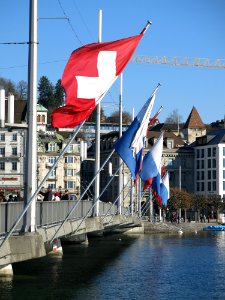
(195, 129), (225, 199)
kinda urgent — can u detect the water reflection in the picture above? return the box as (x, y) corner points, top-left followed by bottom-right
(1, 233), (225, 300)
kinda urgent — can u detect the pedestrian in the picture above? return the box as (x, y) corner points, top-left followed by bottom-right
(53, 192), (60, 201)
(39, 187), (53, 201)
(62, 189), (69, 200)
(203, 214), (206, 223)
(207, 214), (210, 223)
(200, 214), (203, 223)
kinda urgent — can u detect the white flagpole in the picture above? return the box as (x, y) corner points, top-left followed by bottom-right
(94, 9), (102, 217)
(118, 73), (123, 214)
(23, 0), (38, 232)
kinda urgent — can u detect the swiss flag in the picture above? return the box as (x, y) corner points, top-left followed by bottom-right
(51, 29), (146, 128)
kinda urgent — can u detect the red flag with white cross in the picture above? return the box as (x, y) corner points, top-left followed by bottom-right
(51, 23), (151, 128)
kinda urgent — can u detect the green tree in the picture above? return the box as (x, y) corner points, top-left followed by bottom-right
(54, 79), (65, 108)
(206, 194), (224, 221)
(38, 76), (55, 109)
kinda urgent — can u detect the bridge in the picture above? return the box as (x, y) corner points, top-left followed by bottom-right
(0, 200), (142, 275)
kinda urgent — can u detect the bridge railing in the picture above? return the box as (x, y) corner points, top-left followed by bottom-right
(0, 200), (120, 236)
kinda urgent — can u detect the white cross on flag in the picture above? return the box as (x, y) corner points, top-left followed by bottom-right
(51, 25), (148, 128)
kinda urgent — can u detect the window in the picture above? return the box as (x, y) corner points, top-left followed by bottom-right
(66, 181), (73, 189)
(12, 133), (17, 141)
(201, 160), (204, 169)
(50, 169), (56, 177)
(212, 170), (216, 180)
(65, 156), (73, 163)
(201, 149), (204, 158)
(212, 147), (216, 157)
(48, 183), (56, 189)
(201, 182), (204, 191)
(0, 147), (5, 155)
(208, 171), (211, 180)
(0, 133), (5, 141)
(223, 181), (225, 191)
(66, 169), (73, 176)
(48, 156), (56, 164)
(197, 182), (200, 191)
(223, 147), (225, 156)
(12, 161), (17, 171)
(208, 182), (211, 191)
(167, 139), (174, 149)
(223, 170), (225, 179)
(37, 115), (41, 122)
(12, 147), (17, 155)
(201, 171), (204, 180)
(196, 160), (200, 169)
(49, 143), (56, 152)
(208, 159), (211, 168)
(0, 162), (5, 170)
(212, 159), (216, 168)
(197, 171), (200, 180)
(207, 148), (211, 157)
(223, 159), (225, 168)
(41, 115), (45, 123)
(67, 144), (73, 152)
(197, 149), (200, 159)
(212, 181), (216, 191)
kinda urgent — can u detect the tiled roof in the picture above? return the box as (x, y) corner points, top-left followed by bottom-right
(183, 106), (205, 129)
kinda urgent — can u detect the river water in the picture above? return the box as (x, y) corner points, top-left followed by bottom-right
(1, 231), (225, 300)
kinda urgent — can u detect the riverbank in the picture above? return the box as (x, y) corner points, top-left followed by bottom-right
(142, 220), (218, 234)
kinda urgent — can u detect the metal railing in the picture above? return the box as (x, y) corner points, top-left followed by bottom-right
(0, 200), (118, 236)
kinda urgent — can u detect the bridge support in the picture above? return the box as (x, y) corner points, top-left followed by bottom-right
(0, 264), (13, 277)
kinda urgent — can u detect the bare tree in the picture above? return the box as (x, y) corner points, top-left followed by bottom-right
(106, 110), (132, 124)
(17, 80), (28, 100)
(165, 109), (183, 124)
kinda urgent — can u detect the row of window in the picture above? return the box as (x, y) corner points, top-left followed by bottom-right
(196, 181), (216, 192)
(48, 181), (75, 189)
(0, 161), (17, 171)
(0, 147), (18, 156)
(196, 147), (216, 158)
(49, 168), (77, 177)
(196, 170), (217, 181)
(196, 159), (217, 169)
(0, 133), (17, 142)
(47, 156), (78, 164)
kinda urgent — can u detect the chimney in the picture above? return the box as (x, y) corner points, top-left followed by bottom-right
(0, 89), (5, 127)
(8, 93), (15, 124)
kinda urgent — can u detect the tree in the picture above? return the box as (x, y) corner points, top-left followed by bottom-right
(54, 79), (65, 108)
(165, 109), (183, 124)
(88, 107), (106, 123)
(0, 77), (20, 99)
(38, 76), (55, 109)
(167, 188), (191, 210)
(106, 110), (132, 124)
(17, 80), (28, 100)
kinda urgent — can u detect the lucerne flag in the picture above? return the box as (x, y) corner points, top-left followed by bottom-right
(115, 85), (160, 180)
(160, 172), (170, 206)
(51, 22), (151, 128)
(140, 132), (164, 191)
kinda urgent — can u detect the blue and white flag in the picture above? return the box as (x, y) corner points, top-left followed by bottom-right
(115, 85), (160, 179)
(140, 132), (163, 190)
(160, 172), (170, 206)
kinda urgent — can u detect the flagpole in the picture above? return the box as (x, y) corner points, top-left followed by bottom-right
(118, 73), (123, 214)
(94, 9), (102, 217)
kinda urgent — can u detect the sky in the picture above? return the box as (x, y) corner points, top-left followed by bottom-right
(0, 0), (225, 124)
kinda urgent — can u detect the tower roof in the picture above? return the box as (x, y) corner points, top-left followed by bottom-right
(183, 106), (206, 129)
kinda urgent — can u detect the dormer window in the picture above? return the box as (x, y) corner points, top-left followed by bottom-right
(167, 139), (174, 149)
(49, 143), (56, 152)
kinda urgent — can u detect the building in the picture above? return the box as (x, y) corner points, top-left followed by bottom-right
(194, 129), (225, 199)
